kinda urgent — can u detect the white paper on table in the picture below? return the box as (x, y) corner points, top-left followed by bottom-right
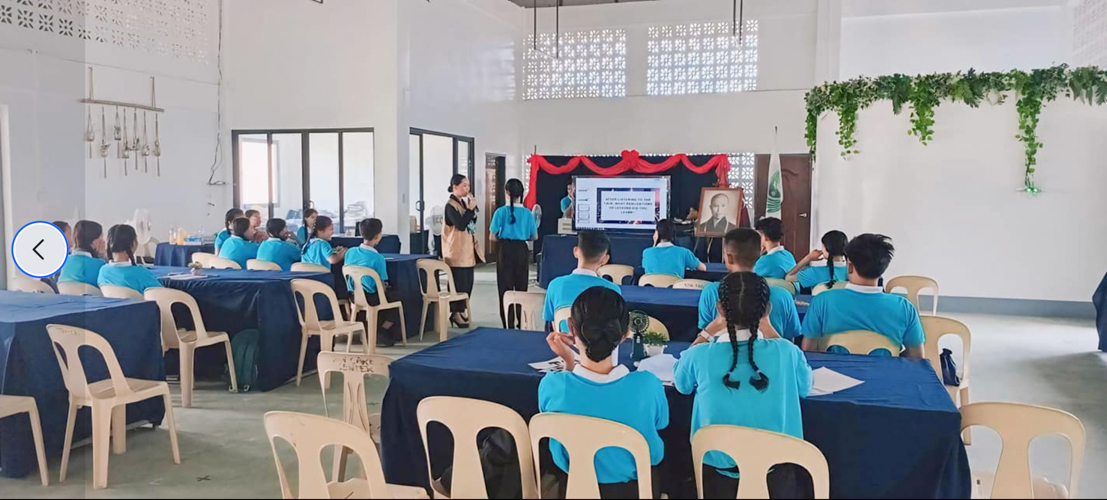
(166, 274), (208, 281)
(809, 367), (863, 397)
(637, 354), (678, 385)
(529, 351), (581, 374)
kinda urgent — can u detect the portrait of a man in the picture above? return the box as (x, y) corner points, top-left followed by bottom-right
(695, 188), (743, 237)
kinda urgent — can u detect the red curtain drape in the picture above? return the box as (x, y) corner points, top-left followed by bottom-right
(524, 150), (731, 208)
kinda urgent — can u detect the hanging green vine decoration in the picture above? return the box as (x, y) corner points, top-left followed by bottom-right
(804, 65), (1107, 192)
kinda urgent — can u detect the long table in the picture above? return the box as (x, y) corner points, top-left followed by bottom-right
(333, 235), (402, 254)
(618, 285), (809, 342)
(380, 328), (971, 499)
(539, 234), (694, 288)
(1097, 271), (1107, 352)
(325, 254), (434, 340)
(154, 243), (216, 267)
(0, 292), (165, 478)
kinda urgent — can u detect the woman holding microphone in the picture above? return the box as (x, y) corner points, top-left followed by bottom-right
(443, 174), (484, 328)
(490, 179), (538, 328)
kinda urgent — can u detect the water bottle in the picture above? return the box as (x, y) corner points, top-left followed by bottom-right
(631, 332), (646, 362)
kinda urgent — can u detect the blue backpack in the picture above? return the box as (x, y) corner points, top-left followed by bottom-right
(225, 329), (260, 393)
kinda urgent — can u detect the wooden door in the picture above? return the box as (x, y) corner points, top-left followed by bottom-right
(754, 154), (813, 257)
(483, 154), (506, 263)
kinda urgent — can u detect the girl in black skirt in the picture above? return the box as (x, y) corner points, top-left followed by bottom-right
(489, 179), (538, 328)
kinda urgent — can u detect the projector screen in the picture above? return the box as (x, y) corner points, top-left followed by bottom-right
(573, 176), (671, 232)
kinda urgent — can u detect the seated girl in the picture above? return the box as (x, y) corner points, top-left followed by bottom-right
(257, 218), (302, 271)
(642, 219), (706, 279)
(214, 208), (244, 253)
(674, 272), (813, 498)
(218, 217), (260, 269)
(60, 221), (106, 287)
(540, 287), (668, 499)
(786, 230), (848, 293)
(98, 224), (164, 294)
(301, 216), (347, 270)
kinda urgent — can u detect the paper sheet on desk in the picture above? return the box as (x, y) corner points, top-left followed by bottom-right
(529, 353), (581, 374)
(166, 274), (209, 281)
(637, 354), (678, 385)
(809, 367), (863, 396)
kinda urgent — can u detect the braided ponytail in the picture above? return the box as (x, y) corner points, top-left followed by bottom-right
(718, 272), (772, 393)
(502, 179), (525, 239)
(720, 279), (743, 390)
(821, 230), (849, 288)
(747, 278), (771, 391)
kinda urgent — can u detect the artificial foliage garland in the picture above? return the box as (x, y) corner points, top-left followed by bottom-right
(805, 65), (1107, 192)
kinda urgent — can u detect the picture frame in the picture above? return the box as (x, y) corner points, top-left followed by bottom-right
(694, 187), (745, 238)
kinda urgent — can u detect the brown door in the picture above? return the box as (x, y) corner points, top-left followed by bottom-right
(483, 154), (506, 263)
(754, 154), (813, 257)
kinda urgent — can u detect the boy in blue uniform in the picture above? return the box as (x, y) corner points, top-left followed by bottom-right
(344, 218), (401, 348)
(214, 208), (244, 253)
(541, 287), (668, 498)
(98, 224), (163, 295)
(560, 179), (575, 219)
(257, 219), (302, 271)
(642, 219), (706, 278)
(60, 220), (106, 287)
(753, 217), (796, 279)
(697, 229), (801, 340)
(801, 233), (926, 359)
(218, 217), (260, 270)
(543, 231), (621, 332)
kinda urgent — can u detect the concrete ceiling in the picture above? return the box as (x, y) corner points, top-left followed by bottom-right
(508, 0), (656, 7)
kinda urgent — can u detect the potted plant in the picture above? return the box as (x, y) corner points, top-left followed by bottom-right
(643, 332), (667, 357)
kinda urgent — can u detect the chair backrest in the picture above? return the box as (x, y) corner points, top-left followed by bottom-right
(960, 403), (1085, 499)
(343, 265), (388, 308)
(46, 324), (130, 402)
(11, 277), (55, 294)
(145, 287), (211, 351)
(291, 262), (330, 273)
(248, 259), (282, 271)
(921, 316), (971, 386)
(647, 316), (670, 341)
(885, 275), (939, 315)
(207, 257), (242, 270)
(811, 281), (848, 295)
(191, 252), (216, 267)
(553, 307), (572, 334)
(766, 278), (797, 296)
(291, 279), (346, 333)
(317, 352), (391, 433)
(58, 281), (102, 297)
(264, 411), (392, 500)
(100, 285), (144, 300)
(823, 330), (901, 357)
(529, 413), (653, 499)
(418, 397), (538, 499)
(598, 264), (635, 286)
(638, 274), (680, 288)
(416, 258), (456, 296)
(692, 425), (830, 499)
(673, 279), (710, 290)
(503, 291), (546, 331)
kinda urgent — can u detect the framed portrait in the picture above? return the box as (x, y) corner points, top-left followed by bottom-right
(695, 187), (745, 238)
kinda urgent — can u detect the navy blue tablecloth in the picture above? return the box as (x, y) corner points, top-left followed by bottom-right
(539, 234), (694, 288)
(380, 328), (970, 499)
(151, 266), (333, 392)
(332, 235), (401, 254)
(1096, 271), (1107, 352)
(154, 243), (215, 267)
(326, 254), (434, 340)
(619, 285), (808, 342)
(632, 262), (729, 285)
(0, 292), (165, 478)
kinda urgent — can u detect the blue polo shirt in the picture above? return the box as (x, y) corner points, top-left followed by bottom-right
(543, 270), (622, 326)
(98, 262), (163, 294)
(218, 236), (259, 270)
(560, 196), (573, 213)
(295, 226), (310, 246)
(801, 284), (925, 354)
(539, 368), (668, 484)
(214, 229), (231, 253)
(674, 334), (811, 475)
(344, 244), (388, 294)
(258, 238), (302, 271)
(302, 239), (335, 269)
(642, 243), (702, 279)
(698, 281), (801, 339)
(753, 247), (797, 279)
(490, 205), (537, 241)
(59, 251), (106, 287)
(795, 262), (848, 290)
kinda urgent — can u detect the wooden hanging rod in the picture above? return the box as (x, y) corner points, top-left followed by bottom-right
(80, 99), (165, 113)
(82, 68), (164, 112)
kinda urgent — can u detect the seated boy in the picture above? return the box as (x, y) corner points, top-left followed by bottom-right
(800, 234), (926, 359)
(344, 218), (401, 348)
(753, 217), (797, 280)
(642, 219), (706, 279)
(543, 231), (622, 331)
(697, 228), (801, 341)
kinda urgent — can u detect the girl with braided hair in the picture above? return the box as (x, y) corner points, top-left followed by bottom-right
(97, 224), (164, 294)
(675, 271), (813, 498)
(490, 178), (538, 328)
(786, 230), (848, 293)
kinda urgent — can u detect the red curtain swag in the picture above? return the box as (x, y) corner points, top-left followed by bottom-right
(524, 150), (731, 208)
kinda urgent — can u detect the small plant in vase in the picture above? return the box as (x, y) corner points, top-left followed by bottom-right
(187, 262), (204, 275)
(643, 331), (667, 357)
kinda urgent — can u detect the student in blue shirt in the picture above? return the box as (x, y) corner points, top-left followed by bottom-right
(490, 179), (539, 328)
(60, 220), (106, 287)
(801, 234), (926, 359)
(245, 209), (269, 242)
(344, 218), (401, 348)
(214, 208), (244, 253)
(642, 219), (706, 278)
(218, 217), (261, 269)
(294, 208), (318, 247)
(541, 287), (668, 498)
(301, 216), (348, 270)
(697, 229), (801, 340)
(257, 219), (302, 271)
(560, 178), (575, 219)
(98, 224), (164, 295)
(675, 272), (813, 498)
(752, 217), (796, 279)
(786, 230), (848, 293)
(543, 231), (622, 332)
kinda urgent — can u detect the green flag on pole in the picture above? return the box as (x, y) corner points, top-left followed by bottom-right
(766, 127), (783, 219)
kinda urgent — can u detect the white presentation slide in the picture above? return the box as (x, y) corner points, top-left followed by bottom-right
(574, 176), (670, 231)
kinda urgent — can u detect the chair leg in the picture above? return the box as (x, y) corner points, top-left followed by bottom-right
(296, 332), (310, 387)
(181, 345), (195, 408)
(60, 401), (77, 483)
(332, 445), (351, 483)
(367, 309), (378, 354)
(91, 405), (112, 489)
(961, 387), (972, 445)
(111, 405), (127, 455)
(419, 301), (430, 342)
(437, 300), (449, 342)
(398, 305), (407, 346)
(28, 406), (48, 486)
(223, 339), (238, 394)
(162, 392), (182, 465)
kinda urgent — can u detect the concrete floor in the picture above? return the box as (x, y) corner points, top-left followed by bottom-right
(3, 270), (1105, 498)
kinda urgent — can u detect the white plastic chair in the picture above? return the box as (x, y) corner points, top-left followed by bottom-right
(529, 413), (654, 499)
(58, 282), (103, 297)
(822, 330), (901, 357)
(207, 257), (242, 270)
(811, 281), (848, 295)
(766, 278), (797, 296)
(145, 288), (238, 407)
(100, 285), (144, 301)
(418, 397), (538, 499)
(638, 274), (679, 288)
(885, 275), (939, 315)
(553, 307), (572, 334)
(0, 396), (49, 486)
(692, 425), (830, 499)
(264, 411), (428, 500)
(292, 262), (331, 273)
(416, 259), (471, 342)
(674, 279), (711, 290)
(291, 279), (366, 386)
(598, 264), (635, 286)
(47, 324), (180, 490)
(961, 403), (1085, 499)
(191, 252), (216, 268)
(248, 259), (282, 271)
(921, 316), (972, 407)
(345, 266), (407, 352)
(502, 291), (546, 331)
(11, 277), (55, 294)
(318, 352), (391, 481)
